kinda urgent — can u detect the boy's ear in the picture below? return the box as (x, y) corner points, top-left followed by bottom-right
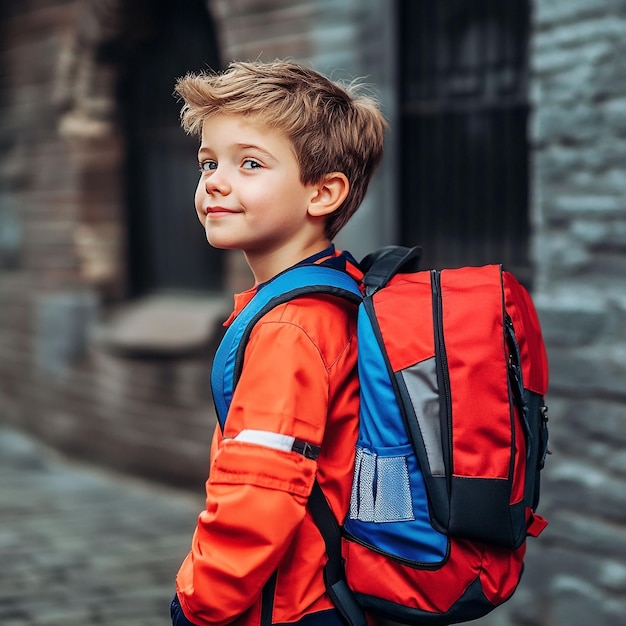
(307, 172), (350, 217)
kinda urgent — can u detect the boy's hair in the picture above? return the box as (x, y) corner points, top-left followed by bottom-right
(174, 60), (387, 239)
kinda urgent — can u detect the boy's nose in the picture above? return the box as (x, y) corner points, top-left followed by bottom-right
(205, 169), (231, 195)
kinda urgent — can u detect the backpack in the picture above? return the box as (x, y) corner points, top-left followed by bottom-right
(211, 245), (550, 626)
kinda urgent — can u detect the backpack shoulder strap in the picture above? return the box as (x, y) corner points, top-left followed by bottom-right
(309, 482), (368, 626)
(211, 265), (362, 429)
(210, 264), (366, 626)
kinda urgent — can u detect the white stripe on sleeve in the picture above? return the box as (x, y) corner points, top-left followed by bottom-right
(233, 429), (296, 453)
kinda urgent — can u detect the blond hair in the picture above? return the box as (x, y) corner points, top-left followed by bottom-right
(174, 60), (387, 239)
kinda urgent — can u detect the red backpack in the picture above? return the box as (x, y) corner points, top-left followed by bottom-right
(212, 246), (550, 625)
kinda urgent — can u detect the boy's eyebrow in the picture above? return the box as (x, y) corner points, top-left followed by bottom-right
(197, 143), (278, 162)
(235, 143), (278, 162)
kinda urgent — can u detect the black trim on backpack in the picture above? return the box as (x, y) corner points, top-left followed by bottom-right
(525, 390), (550, 511)
(354, 575), (500, 625)
(431, 269), (454, 529)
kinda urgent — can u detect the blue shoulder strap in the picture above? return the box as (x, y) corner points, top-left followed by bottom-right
(211, 265), (362, 429)
(210, 264), (367, 626)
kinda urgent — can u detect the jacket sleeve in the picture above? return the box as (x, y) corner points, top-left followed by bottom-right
(176, 318), (332, 626)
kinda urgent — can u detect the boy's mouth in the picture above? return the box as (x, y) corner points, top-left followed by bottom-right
(206, 206), (238, 216)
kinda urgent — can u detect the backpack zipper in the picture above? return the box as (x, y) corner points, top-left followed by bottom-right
(431, 270), (453, 497)
(505, 313), (532, 457)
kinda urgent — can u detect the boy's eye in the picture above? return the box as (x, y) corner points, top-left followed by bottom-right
(242, 159), (262, 170)
(199, 160), (217, 172)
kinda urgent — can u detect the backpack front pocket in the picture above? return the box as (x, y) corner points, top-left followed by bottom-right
(346, 443), (448, 566)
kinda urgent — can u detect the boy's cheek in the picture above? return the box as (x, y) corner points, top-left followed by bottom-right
(194, 189), (207, 224)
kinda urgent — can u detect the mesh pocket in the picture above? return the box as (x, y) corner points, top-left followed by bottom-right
(350, 447), (415, 523)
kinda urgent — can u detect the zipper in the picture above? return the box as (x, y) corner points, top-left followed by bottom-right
(431, 270), (453, 492)
(505, 313), (532, 457)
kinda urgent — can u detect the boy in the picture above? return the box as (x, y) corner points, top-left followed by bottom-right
(171, 59), (386, 626)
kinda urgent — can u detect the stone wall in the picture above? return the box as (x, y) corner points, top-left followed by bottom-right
(513, 1), (626, 624)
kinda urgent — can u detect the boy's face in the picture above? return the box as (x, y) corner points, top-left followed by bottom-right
(195, 114), (322, 262)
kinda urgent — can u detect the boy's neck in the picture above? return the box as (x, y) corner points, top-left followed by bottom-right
(245, 239), (333, 285)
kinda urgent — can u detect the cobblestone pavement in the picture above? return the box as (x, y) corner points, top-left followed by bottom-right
(0, 425), (205, 626)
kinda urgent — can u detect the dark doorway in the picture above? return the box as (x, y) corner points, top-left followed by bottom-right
(399, 0), (531, 280)
(121, 0), (223, 295)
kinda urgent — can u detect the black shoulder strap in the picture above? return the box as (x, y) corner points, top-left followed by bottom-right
(361, 245), (422, 296)
(308, 481), (368, 626)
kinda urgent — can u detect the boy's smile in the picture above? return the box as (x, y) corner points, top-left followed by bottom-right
(195, 114), (329, 282)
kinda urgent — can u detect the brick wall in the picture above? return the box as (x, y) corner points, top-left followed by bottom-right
(0, 1), (97, 438)
(0, 0), (393, 488)
(0, 1), (219, 487)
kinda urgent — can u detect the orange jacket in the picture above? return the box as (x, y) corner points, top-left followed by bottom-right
(176, 250), (363, 626)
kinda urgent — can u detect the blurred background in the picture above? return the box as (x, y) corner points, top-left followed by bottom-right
(0, 0), (625, 625)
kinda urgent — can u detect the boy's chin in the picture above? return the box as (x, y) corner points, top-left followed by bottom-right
(205, 232), (243, 251)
